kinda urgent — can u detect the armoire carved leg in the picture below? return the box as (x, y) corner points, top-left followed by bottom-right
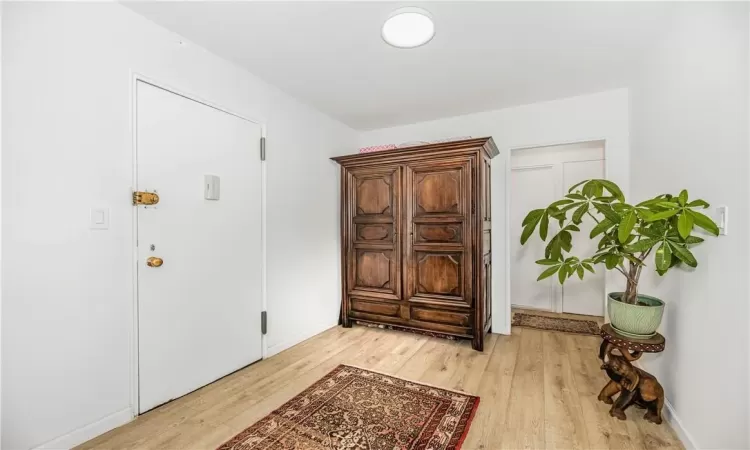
(472, 335), (484, 351)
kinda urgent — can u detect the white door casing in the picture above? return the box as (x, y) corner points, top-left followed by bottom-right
(136, 81), (263, 413)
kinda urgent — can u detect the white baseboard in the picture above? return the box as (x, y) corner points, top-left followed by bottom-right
(34, 407), (132, 450)
(266, 322), (338, 357)
(663, 398), (699, 449)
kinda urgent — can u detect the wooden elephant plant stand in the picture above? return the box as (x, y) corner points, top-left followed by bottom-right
(598, 324), (666, 424)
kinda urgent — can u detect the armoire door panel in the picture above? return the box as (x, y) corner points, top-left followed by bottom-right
(415, 251), (463, 297)
(355, 223), (393, 242)
(350, 297), (401, 317)
(355, 176), (394, 216)
(412, 163), (471, 218)
(351, 246), (400, 298)
(404, 159), (474, 309)
(411, 307), (471, 327)
(347, 166), (401, 300)
(415, 169), (461, 215)
(414, 223), (463, 244)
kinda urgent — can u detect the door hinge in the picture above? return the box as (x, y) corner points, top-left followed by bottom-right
(260, 136), (266, 161)
(133, 191), (160, 206)
(261, 311), (267, 335)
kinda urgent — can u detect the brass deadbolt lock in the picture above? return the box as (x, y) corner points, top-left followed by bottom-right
(133, 191), (160, 206)
(146, 257), (164, 267)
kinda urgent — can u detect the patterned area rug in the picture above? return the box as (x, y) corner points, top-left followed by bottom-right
(512, 312), (600, 336)
(217, 365), (480, 450)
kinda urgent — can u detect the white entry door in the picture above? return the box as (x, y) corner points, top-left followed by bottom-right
(510, 142), (605, 317)
(136, 81), (263, 413)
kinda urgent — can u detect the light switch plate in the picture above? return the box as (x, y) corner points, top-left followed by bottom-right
(204, 174), (220, 200)
(716, 205), (728, 235)
(90, 208), (109, 230)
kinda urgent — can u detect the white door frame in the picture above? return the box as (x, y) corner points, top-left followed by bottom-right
(503, 138), (610, 333)
(129, 72), (267, 418)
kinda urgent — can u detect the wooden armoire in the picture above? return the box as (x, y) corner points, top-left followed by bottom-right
(332, 137), (498, 351)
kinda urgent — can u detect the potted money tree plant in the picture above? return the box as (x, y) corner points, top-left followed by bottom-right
(519, 179), (719, 338)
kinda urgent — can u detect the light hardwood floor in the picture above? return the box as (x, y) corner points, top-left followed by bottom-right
(78, 324), (682, 450)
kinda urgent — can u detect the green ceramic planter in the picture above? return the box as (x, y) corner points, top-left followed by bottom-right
(607, 293), (665, 338)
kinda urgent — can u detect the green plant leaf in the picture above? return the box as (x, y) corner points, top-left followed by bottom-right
(568, 179), (589, 193)
(678, 189), (688, 206)
(559, 202), (584, 213)
(638, 226), (664, 239)
(520, 223), (535, 245)
(605, 254), (620, 270)
(576, 265), (585, 280)
(669, 243), (697, 267)
(623, 238), (657, 253)
(655, 242), (672, 272)
(559, 231), (573, 252)
(558, 265), (568, 284)
(582, 262), (595, 273)
(597, 179), (625, 201)
(637, 197), (666, 207)
(686, 209), (720, 236)
(611, 203), (632, 213)
(547, 208), (565, 221)
(549, 199), (575, 208)
(657, 201), (679, 209)
(546, 237), (562, 260)
(539, 212), (549, 240)
(581, 181), (597, 198)
(687, 199), (709, 208)
(636, 208), (654, 221)
(684, 235), (704, 244)
(564, 224), (581, 232)
(677, 212), (694, 239)
(594, 203), (621, 223)
(572, 203), (588, 224)
(565, 193), (586, 201)
(522, 209), (545, 227)
(589, 219), (614, 238)
(618, 210), (637, 243)
(536, 259), (561, 265)
(645, 209), (679, 222)
(537, 265), (561, 281)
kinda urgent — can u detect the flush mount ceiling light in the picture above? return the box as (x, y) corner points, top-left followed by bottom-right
(381, 7), (435, 49)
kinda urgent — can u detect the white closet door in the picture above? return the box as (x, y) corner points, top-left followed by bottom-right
(510, 141), (605, 316)
(561, 159), (605, 316)
(510, 165), (558, 311)
(136, 81), (263, 413)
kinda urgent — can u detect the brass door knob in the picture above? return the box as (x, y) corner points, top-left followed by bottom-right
(146, 257), (164, 267)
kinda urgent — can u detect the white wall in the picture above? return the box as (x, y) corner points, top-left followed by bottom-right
(1, 3), (356, 449)
(629, 3), (749, 448)
(359, 89), (630, 335)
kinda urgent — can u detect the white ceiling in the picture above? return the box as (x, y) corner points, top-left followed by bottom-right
(124, 1), (675, 130)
